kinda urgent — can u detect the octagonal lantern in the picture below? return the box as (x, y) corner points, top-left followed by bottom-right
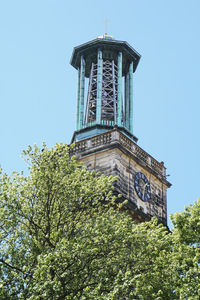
(70, 36), (141, 142)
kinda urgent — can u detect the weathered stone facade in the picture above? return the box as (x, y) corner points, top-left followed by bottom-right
(71, 127), (171, 226)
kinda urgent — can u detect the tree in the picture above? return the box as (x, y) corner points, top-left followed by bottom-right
(170, 200), (200, 299)
(0, 143), (199, 299)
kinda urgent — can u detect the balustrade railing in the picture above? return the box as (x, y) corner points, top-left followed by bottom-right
(72, 129), (166, 177)
(83, 120), (114, 129)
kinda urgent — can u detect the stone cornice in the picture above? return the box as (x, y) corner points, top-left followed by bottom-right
(71, 128), (171, 188)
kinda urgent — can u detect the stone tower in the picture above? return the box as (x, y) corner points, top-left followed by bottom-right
(70, 35), (171, 226)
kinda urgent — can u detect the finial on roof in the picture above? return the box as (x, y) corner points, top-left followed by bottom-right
(97, 34), (113, 39)
(104, 19), (110, 36)
(97, 19), (113, 39)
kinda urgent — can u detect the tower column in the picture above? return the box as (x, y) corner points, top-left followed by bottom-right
(76, 67), (81, 130)
(79, 55), (85, 129)
(125, 72), (130, 130)
(129, 61), (133, 133)
(117, 51), (122, 126)
(96, 48), (103, 124)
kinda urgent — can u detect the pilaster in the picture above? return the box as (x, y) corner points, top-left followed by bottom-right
(79, 55), (85, 129)
(96, 48), (103, 124)
(117, 51), (122, 126)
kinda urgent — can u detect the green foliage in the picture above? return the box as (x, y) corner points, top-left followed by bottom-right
(0, 143), (200, 299)
(170, 200), (200, 299)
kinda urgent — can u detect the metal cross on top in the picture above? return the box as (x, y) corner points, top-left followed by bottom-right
(103, 19), (110, 36)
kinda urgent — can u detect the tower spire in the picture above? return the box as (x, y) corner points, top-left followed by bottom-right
(70, 36), (171, 227)
(71, 37), (141, 142)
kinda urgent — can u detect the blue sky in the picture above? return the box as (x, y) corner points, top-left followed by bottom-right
(0, 0), (200, 225)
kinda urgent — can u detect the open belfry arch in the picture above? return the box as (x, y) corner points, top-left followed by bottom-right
(70, 34), (171, 226)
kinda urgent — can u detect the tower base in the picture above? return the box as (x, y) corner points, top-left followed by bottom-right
(71, 128), (171, 226)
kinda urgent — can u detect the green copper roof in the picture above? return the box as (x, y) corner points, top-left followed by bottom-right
(70, 37), (141, 77)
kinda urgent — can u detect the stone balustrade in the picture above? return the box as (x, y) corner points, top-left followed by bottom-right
(71, 129), (166, 177)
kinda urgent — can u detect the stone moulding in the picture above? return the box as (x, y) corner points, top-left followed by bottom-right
(71, 128), (171, 188)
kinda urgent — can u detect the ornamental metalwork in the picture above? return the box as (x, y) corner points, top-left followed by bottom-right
(85, 59), (119, 124)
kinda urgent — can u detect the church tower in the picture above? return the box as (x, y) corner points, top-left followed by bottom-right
(70, 35), (171, 226)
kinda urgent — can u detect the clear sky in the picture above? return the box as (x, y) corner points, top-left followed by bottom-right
(0, 0), (200, 226)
